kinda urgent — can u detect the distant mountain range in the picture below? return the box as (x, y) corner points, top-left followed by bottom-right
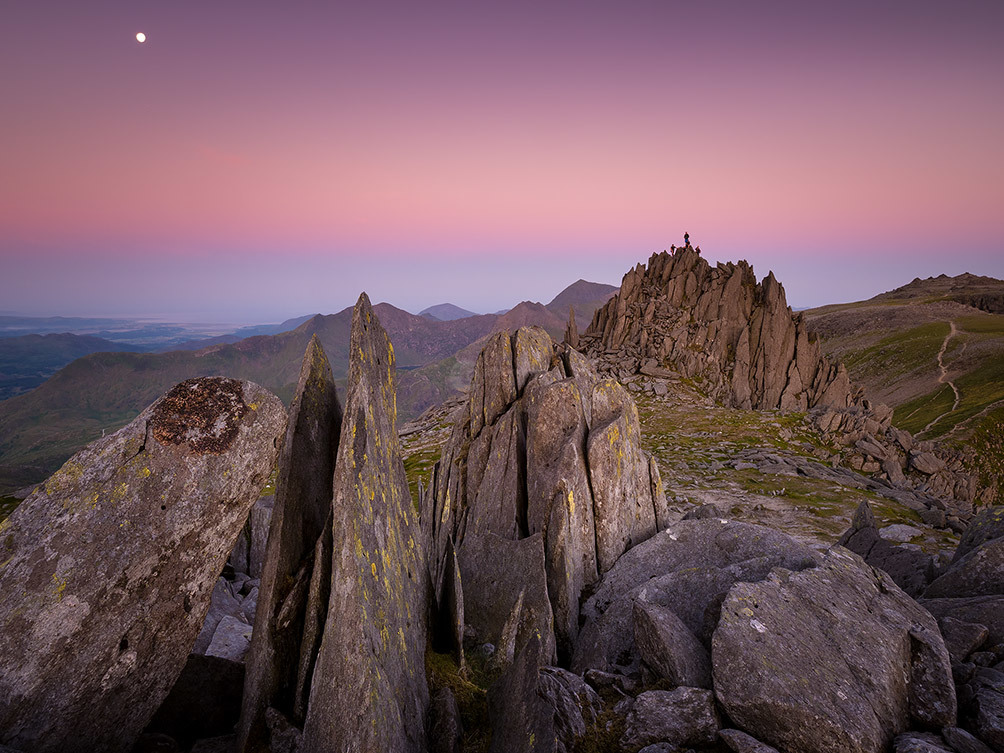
(0, 334), (145, 400)
(418, 303), (477, 321)
(0, 279), (618, 493)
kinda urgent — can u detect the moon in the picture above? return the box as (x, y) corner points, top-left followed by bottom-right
(136, 32), (146, 43)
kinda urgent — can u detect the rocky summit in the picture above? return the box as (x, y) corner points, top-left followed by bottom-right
(582, 245), (854, 412)
(2, 255), (1004, 753)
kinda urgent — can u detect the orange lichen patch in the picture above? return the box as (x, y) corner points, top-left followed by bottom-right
(151, 377), (249, 454)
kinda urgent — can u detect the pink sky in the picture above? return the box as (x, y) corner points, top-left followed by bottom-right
(2, 1), (1002, 320)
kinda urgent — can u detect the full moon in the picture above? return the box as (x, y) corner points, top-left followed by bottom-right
(136, 32), (146, 43)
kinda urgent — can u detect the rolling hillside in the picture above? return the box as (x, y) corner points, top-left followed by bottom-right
(805, 273), (1004, 492)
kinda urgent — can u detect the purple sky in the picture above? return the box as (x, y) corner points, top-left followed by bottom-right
(2, 1), (1002, 322)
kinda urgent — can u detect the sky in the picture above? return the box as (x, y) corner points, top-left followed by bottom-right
(1, 0), (1002, 322)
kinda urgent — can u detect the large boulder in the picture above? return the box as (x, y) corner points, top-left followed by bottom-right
(926, 536), (1004, 599)
(300, 294), (429, 753)
(238, 336), (342, 752)
(0, 377), (285, 753)
(424, 328), (666, 663)
(572, 519), (820, 676)
(713, 547), (956, 753)
(838, 501), (933, 598)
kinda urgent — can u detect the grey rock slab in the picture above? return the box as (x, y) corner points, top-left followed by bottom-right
(538, 667), (601, 753)
(922, 597), (1004, 647)
(206, 615), (253, 663)
(301, 293), (429, 753)
(0, 377), (284, 753)
(719, 729), (782, 753)
(940, 725), (995, 753)
(940, 617), (989, 663)
(633, 600), (712, 688)
(189, 735), (236, 753)
(457, 532), (556, 666)
(572, 520), (819, 676)
(619, 688), (720, 750)
(893, 732), (953, 752)
(487, 636), (553, 753)
(249, 495), (274, 578)
(238, 335), (341, 752)
(927, 537), (1004, 598)
(713, 547), (956, 753)
(195, 577), (245, 654)
(954, 507), (1004, 563)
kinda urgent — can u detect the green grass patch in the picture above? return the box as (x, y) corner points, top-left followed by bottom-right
(894, 384), (956, 435)
(956, 315), (1004, 336)
(403, 448), (441, 509)
(966, 406), (1004, 495)
(425, 649), (492, 753)
(843, 321), (949, 378)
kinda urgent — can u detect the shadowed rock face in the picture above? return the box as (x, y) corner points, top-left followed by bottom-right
(0, 377), (285, 753)
(238, 335), (342, 752)
(301, 293), (429, 753)
(582, 246), (854, 412)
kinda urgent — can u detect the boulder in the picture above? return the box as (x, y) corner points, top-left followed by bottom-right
(926, 537), (1004, 598)
(940, 725), (995, 753)
(972, 688), (1004, 751)
(893, 732), (953, 752)
(0, 377), (284, 753)
(206, 615), (253, 663)
(633, 600), (711, 688)
(572, 520), (820, 676)
(953, 506), (1004, 563)
(719, 729), (782, 753)
(300, 294), (429, 753)
(428, 688), (462, 753)
(619, 688), (720, 749)
(923, 597), (1004, 648)
(238, 335), (341, 752)
(713, 547), (956, 753)
(457, 532), (556, 667)
(939, 617), (989, 663)
(838, 501), (933, 597)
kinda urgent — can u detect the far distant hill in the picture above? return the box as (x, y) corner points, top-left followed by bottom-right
(0, 277), (622, 493)
(418, 303), (477, 321)
(545, 279), (619, 328)
(168, 314), (315, 351)
(0, 333), (144, 401)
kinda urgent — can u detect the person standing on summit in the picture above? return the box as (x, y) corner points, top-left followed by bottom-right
(684, 232), (690, 247)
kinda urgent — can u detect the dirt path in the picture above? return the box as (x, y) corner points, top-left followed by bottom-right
(921, 320), (960, 435)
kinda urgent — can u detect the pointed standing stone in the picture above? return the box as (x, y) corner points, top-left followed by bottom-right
(564, 306), (579, 349)
(301, 294), (429, 753)
(238, 335), (342, 752)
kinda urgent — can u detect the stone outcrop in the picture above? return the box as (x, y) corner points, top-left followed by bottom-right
(713, 547), (956, 753)
(571, 519), (820, 677)
(421, 326), (667, 663)
(301, 294), (429, 753)
(238, 335), (342, 752)
(582, 246), (854, 412)
(581, 245), (993, 515)
(0, 377), (285, 753)
(810, 406), (993, 513)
